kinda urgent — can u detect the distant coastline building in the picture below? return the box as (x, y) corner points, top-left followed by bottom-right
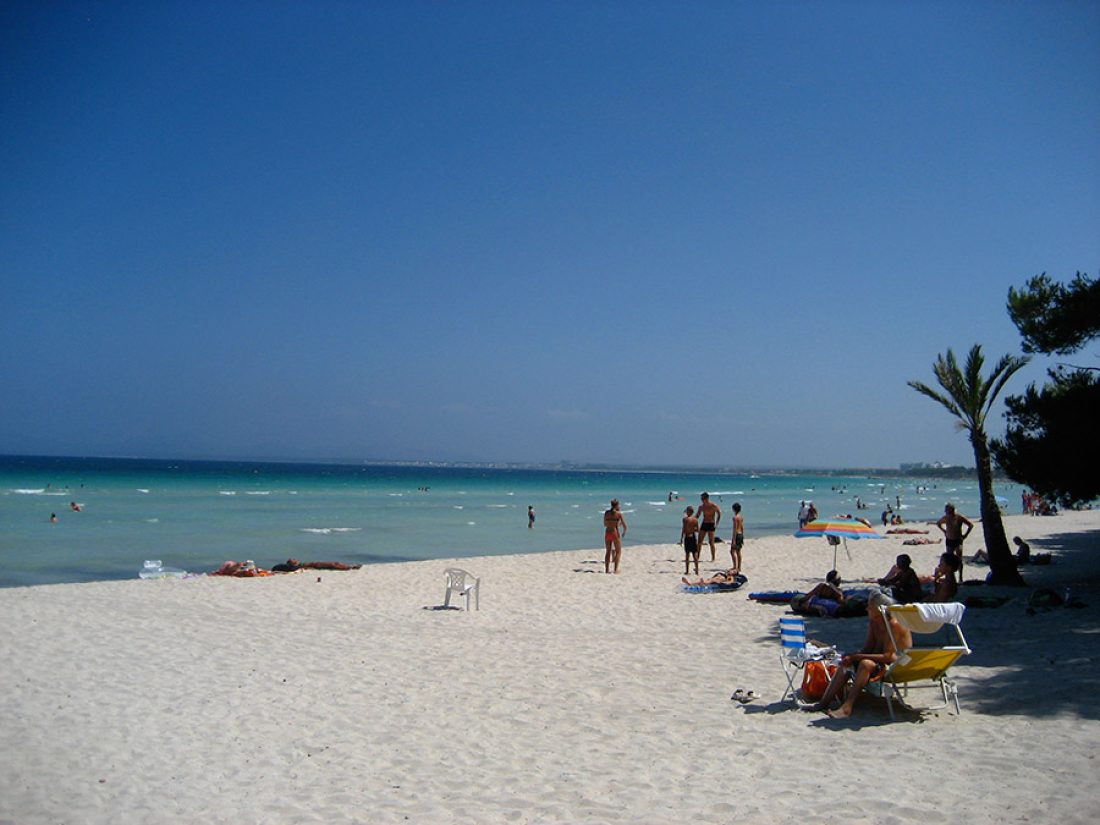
(900, 461), (956, 472)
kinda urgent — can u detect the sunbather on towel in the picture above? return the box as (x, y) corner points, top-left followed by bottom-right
(791, 570), (846, 617)
(211, 560), (272, 577)
(271, 558), (362, 572)
(804, 590), (912, 718)
(682, 568), (739, 587)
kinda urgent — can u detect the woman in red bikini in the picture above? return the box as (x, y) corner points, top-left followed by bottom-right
(603, 499), (627, 574)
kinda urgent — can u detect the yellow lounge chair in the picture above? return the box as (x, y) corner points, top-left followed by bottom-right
(873, 602), (971, 720)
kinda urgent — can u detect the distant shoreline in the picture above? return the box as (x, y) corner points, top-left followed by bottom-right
(0, 452), (984, 480)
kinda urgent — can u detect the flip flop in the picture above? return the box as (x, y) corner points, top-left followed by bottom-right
(731, 689), (745, 702)
(740, 690), (757, 704)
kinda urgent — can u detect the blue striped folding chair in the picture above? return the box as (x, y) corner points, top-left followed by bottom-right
(779, 616), (809, 703)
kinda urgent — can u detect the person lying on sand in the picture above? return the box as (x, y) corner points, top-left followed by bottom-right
(803, 590), (911, 718)
(791, 570), (846, 617)
(270, 558), (362, 572)
(211, 560), (272, 577)
(682, 568), (740, 587)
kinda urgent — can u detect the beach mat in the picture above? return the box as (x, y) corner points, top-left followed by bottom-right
(683, 573), (748, 594)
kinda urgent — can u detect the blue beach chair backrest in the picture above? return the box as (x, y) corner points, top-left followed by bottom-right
(780, 616), (807, 654)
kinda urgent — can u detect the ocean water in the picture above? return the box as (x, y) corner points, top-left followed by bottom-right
(0, 455), (1018, 588)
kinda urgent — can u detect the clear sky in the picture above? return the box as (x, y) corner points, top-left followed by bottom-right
(2, 1), (1097, 468)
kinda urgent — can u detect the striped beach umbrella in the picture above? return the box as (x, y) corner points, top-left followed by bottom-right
(794, 517), (886, 568)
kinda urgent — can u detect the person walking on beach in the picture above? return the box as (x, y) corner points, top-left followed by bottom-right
(604, 499), (627, 574)
(798, 500), (810, 528)
(936, 502), (973, 580)
(730, 502), (745, 574)
(698, 492), (721, 561)
(528, 506), (535, 529)
(680, 505), (700, 575)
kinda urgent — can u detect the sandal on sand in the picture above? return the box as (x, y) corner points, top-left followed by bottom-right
(741, 690), (757, 704)
(731, 689), (745, 702)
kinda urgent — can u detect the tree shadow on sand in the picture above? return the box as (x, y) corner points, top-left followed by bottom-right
(957, 526), (1100, 720)
(748, 524), (1100, 722)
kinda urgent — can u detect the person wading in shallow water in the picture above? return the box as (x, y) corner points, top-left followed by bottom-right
(604, 499), (627, 574)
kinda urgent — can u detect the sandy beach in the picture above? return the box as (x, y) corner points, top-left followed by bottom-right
(2, 510), (1098, 824)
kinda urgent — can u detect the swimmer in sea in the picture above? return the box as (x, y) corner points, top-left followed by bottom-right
(604, 499), (627, 574)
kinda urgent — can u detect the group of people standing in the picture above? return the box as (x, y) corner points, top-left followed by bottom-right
(678, 493), (744, 577)
(600, 492), (746, 577)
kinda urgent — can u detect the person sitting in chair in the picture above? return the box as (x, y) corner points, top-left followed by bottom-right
(803, 590), (912, 718)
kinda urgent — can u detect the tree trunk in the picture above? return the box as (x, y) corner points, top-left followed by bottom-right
(971, 430), (1025, 586)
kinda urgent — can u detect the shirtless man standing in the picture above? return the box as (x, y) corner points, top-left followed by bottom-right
(698, 492), (722, 562)
(936, 502), (974, 580)
(730, 502), (745, 574)
(680, 505), (700, 575)
(603, 499), (627, 574)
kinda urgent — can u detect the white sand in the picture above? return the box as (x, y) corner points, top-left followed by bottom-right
(2, 511), (1098, 824)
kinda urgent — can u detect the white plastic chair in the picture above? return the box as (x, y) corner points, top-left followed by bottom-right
(443, 568), (480, 611)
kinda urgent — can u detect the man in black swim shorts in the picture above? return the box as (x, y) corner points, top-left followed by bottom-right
(731, 502), (745, 574)
(936, 503), (973, 579)
(698, 492), (721, 562)
(681, 505), (700, 574)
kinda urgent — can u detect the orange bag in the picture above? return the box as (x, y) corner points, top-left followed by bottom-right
(800, 660), (838, 701)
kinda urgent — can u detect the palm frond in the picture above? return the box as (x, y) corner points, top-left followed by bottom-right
(907, 379), (965, 424)
(911, 344), (1027, 434)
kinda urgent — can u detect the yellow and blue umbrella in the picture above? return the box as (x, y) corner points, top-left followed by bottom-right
(795, 517), (886, 568)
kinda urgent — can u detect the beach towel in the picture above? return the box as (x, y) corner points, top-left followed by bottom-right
(683, 574), (748, 593)
(897, 602), (966, 632)
(748, 590), (801, 603)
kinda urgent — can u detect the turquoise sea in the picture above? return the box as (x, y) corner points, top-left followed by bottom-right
(0, 455), (1019, 588)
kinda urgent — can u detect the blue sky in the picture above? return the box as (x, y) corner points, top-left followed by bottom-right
(2, 1), (1097, 468)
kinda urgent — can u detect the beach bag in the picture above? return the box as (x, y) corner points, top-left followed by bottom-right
(800, 660), (837, 702)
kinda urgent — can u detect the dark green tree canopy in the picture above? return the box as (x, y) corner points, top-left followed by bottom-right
(994, 271), (1100, 507)
(1007, 271), (1100, 355)
(995, 369), (1100, 506)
